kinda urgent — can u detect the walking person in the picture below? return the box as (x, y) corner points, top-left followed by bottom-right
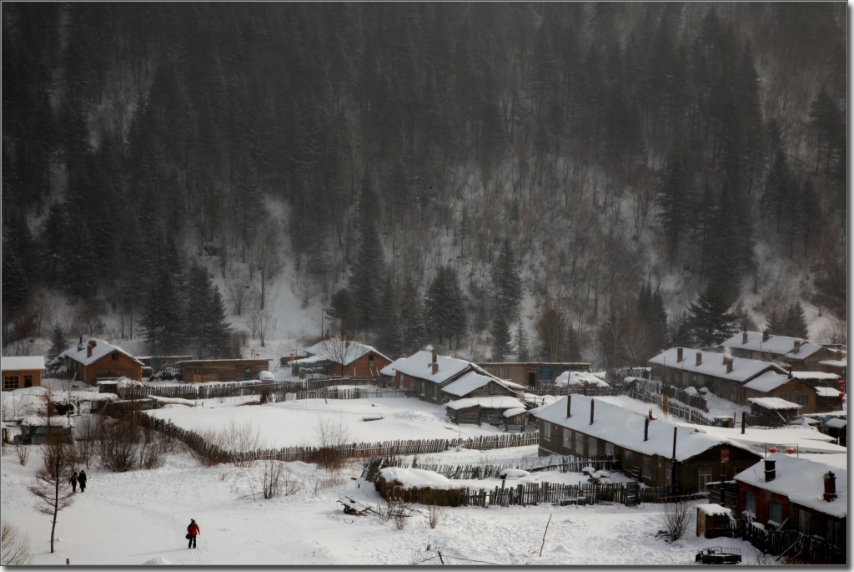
(69, 471), (78, 493)
(78, 470), (87, 492)
(187, 519), (200, 549)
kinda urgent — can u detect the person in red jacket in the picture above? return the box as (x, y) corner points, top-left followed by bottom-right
(187, 519), (200, 549)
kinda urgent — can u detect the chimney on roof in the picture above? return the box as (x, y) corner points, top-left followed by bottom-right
(824, 471), (837, 502)
(726, 358), (733, 374)
(431, 349), (438, 374)
(87, 340), (96, 358)
(677, 347), (683, 362)
(742, 331), (748, 344)
(793, 340), (801, 354)
(566, 395), (572, 418)
(589, 399), (595, 425)
(787, 366), (792, 379)
(696, 352), (702, 366)
(78, 336), (84, 351)
(836, 350), (844, 361)
(764, 458), (776, 482)
(763, 330), (770, 342)
(644, 417), (649, 441)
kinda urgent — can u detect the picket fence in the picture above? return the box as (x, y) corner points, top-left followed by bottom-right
(107, 409), (539, 465)
(524, 386), (622, 397)
(116, 378), (395, 401)
(367, 455), (618, 481)
(625, 385), (714, 426)
(720, 518), (846, 565)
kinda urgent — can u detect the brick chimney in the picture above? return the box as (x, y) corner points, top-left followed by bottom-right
(566, 394), (572, 418)
(742, 331), (748, 344)
(836, 350), (844, 361)
(793, 340), (801, 354)
(87, 340), (96, 358)
(677, 347), (683, 362)
(763, 330), (770, 342)
(764, 458), (776, 482)
(431, 350), (438, 375)
(726, 358), (733, 374)
(696, 351), (702, 366)
(589, 400), (595, 425)
(824, 471), (837, 501)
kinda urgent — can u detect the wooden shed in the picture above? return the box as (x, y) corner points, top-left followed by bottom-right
(2, 356), (45, 391)
(696, 503), (733, 538)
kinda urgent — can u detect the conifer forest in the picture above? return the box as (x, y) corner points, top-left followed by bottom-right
(2, 3), (847, 365)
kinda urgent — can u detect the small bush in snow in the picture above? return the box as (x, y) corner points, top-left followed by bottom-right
(1, 520), (32, 565)
(14, 438), (30, 466)
(426, 504), (444, 529)
(661, 499), (690, 542)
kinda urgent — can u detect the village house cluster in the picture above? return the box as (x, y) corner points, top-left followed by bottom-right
(1, 329), (846, 562)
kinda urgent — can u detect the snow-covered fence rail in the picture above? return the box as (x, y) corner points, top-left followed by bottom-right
(367, 455), (618, 480)
(380, 479), (678, 508)
(106, 409), (538, 466)
(116, 378), (395, 401)
(625, 386), (714, 426)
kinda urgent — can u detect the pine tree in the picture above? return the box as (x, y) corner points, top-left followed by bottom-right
(377, 276), (401, 357)
(490, 312), (512, 361)
(671, 311), (694, 349)
(327, 288), (356, 336)
(349, 177), (386, 333)
(399, 279), (427, 356)
(491, 237), (522, 323)
(784, 301), (809, 339)
(650, 288), (670, 352)
(515, 321), (530, 362)
(425, 266), (467, 349)
(687, 282), (738, 347)
(655, 151), (696, 266)
(47, 325), (68, 363)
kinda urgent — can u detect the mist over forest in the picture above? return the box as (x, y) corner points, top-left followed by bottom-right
(2, 3), (846, 366)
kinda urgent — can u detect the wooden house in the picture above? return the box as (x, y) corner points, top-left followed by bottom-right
(445, 396), (524, 426)
(721, 331), (835, 371)
(696, 503), (734, 539)
(532, 395), (761, 495)
(2, 356), (45, 391)
(734, 453), (846, 551)
(393, 350), (523, 405)
(54, 339), (143, 386)
(747, 397), (801, 427)
(294, 338), (391, 378)
(743, 371), (842, 414)
(649, 347), (786, 405)
(477, 361), (591, 387)
(818, 350), (847, 378)
(177, 359), (270, 383)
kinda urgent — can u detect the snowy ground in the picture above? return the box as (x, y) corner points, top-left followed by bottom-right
(1, 392), (773, 567)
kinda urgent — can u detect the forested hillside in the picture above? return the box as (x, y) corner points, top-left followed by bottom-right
(2, 3), (846, 365)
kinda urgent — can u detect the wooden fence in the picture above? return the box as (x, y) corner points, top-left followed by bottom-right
(524, 386), (623, 397)
(378, 477), (679, 508)
(116, 378), (395, 401)
(723, 518), (845, 564)
(625, 385), (714, 426)
(367, 455), (618, 481)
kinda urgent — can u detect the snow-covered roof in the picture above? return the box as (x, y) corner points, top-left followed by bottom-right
(1, 356), (46, 371)
(445, 396), (523, 411)
(649, 348), (783, 383)
(380, 356), (408, 376)
(378, 467), (462, 490)
(554, 370), (610, 388)
(19, 415), (74, 428)
(57, 339), (143, 367)
(696, 503), (733, 517)
(748, 397), (800, 411)
(303, 338), (390, 366)
(815, 387), (843, 398)
(394, 350), (472, 384)
(503, 407), (527, 418)
(818, 359), (847, 368)
(791, 371), (841, 382)
(441, 371), (500, 397)
(533, 395), (756, 462)
(720, 331), (825, 360)
(734, 453), (847, 518)
(743, 371), (792, 393)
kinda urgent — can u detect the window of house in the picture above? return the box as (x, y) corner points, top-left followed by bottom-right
(827, 520), (842, 546)
(605, 442), (614, 458)
(642, 456), (653, 480)
(503, 368), (510, 379)
(575, 432), (584, 457)
(779, 395), (789, 402)
(665, 462), (673, 487)
(562, 428), (572, 450)
(744, 492), (756, 518)
(112, 352), (119, 361)
(798, 509), (811, 535)
(543, 422), (552, 440)
(795, 394), (809, 407)
(24, 374), (33, 387)
(588, 437), (598, 457)
(699, 467), (713, 491)
(3, 375), (19, 390)
(769, 500), (782, 525)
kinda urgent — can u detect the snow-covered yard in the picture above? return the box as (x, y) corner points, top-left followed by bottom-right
(1, 391), (772, 566)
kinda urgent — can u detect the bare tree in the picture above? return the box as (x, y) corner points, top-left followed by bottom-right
(14, 438), (31, 466)
(661, 499), (691, 542)
(225, 266), (251, 316)
(250, 222), (283, 311)
(314, 415), (351, 472)
(28, 436), (76, 553)
(1, 520), (33, 565)
(220, 420), (263, 468)
(316, 338), (360, 376)
(257, 460), (302, 499)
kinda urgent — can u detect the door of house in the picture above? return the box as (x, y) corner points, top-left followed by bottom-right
(528, 372), (536, 387)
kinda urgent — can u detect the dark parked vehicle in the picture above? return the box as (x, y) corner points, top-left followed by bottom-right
(695, 547), (742, 564)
